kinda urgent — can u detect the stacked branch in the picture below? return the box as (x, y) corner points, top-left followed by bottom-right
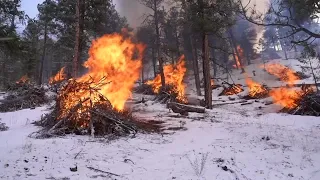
(0, 82), (49, 112)
(219, 83), (244, 96)
(280, 92), (320, 116)
(35, 79), (163, 137)
(133, 84), (155, 95)
(153, 85), (187, 104)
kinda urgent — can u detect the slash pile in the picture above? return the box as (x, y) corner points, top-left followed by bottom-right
(0, 82), (49, 112)
(280, 87), (320, 116)
(219, 83), (244, 96)
(35, 79), (163, 137)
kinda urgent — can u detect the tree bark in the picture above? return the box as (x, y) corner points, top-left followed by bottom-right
(72, 0), (84, 78)
(151, 47), (157, 78)
(38, 23), (48, 85)
(202, 33), (212, 109)
(154, 0), (165, 87)
(190, 35), (201, 96)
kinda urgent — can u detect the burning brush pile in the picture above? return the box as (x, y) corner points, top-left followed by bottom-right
(263, 63), (319, 116)
(145, 55), (188, 104)
(0, 75), (49, 112)
(35, 32), (163, 137)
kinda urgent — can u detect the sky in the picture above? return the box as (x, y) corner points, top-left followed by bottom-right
(20, 0), (147, 28)
(21, 0), (43, 18)
(20, 0), (268, 30)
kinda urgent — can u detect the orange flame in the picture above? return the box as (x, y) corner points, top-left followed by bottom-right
(263, 63), (299, 85)
(269, 88), (301, 109)
(222, 84), (243, 95)
(49, 67), (66, 84)
(262, 63), (314, 109)
(245, 78), (268, 98)
(146, 55), (187, 103)
(58, 32), (144, 121)
(16, 75), (29, 84)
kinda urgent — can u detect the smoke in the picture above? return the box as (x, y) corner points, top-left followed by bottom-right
(114, 0), (151, 28)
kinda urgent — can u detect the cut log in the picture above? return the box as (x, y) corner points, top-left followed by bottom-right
(167, 102), (205, 114)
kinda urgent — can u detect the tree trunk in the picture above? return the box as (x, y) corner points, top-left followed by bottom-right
(72, 0), (84, 77)
(151, 47), (157, 78)
(154, 0), (165, 87)
(191, 35), (201, 96)
(38, 23), (48, 85)
(246, 51), (251, 65)
(202, 33), (212, 109)
(210, 48), (217, 77)
(280, 40), (288, 60)
(223, 51), (229, 74)
(141, 59), (144, 85)
(231, 44), (238, 69)
(229, 30), (245, 73)
(175, 30), (180, 57)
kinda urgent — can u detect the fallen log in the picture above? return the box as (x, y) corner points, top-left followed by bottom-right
(270, 83), (320, 88)
(213, 100), (248, 106)
(240, 102), (254, 106)
(167, 102), (205, 114)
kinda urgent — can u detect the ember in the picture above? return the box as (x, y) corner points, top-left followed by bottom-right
(49, 67), (66, 84)
(146, 55), (187, 103)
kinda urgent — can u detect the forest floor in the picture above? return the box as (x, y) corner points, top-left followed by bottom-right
(1, 58), (320, 180)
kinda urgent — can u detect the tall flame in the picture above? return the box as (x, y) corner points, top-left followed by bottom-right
(49, 67), (66, 84)
(59, 32), (144, 116)
(146, 55), (187, 103)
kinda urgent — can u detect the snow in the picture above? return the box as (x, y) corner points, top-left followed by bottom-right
(1, 58), (320, 180)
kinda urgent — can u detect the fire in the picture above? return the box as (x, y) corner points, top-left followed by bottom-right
(269, 88), (302, 109)
(245, 78), (268, 98)
(146, 55), (187, 103)
(233, 45), (243, 69)
(16, 75), (29, 84)
(263, 63), (299, 85)
(221, 84), (243, 95)
(262, 63), (315, 109)
(49, 67), (66, 84)
(58, 32), (144, 122)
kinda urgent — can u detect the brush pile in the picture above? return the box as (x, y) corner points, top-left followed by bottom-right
(153, 85), (187, 104)
(133, 84), (155, 95)
(280, 91), (320, 116)
(0, 82), (49, 112)
(219, 83), (244, 96)
(34, 79), (163, 138)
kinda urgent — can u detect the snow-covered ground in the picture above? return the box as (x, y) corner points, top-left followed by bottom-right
(1, 58), (320, 180)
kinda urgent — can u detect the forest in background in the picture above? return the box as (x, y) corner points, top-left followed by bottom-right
(0, 0), (319, 108)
